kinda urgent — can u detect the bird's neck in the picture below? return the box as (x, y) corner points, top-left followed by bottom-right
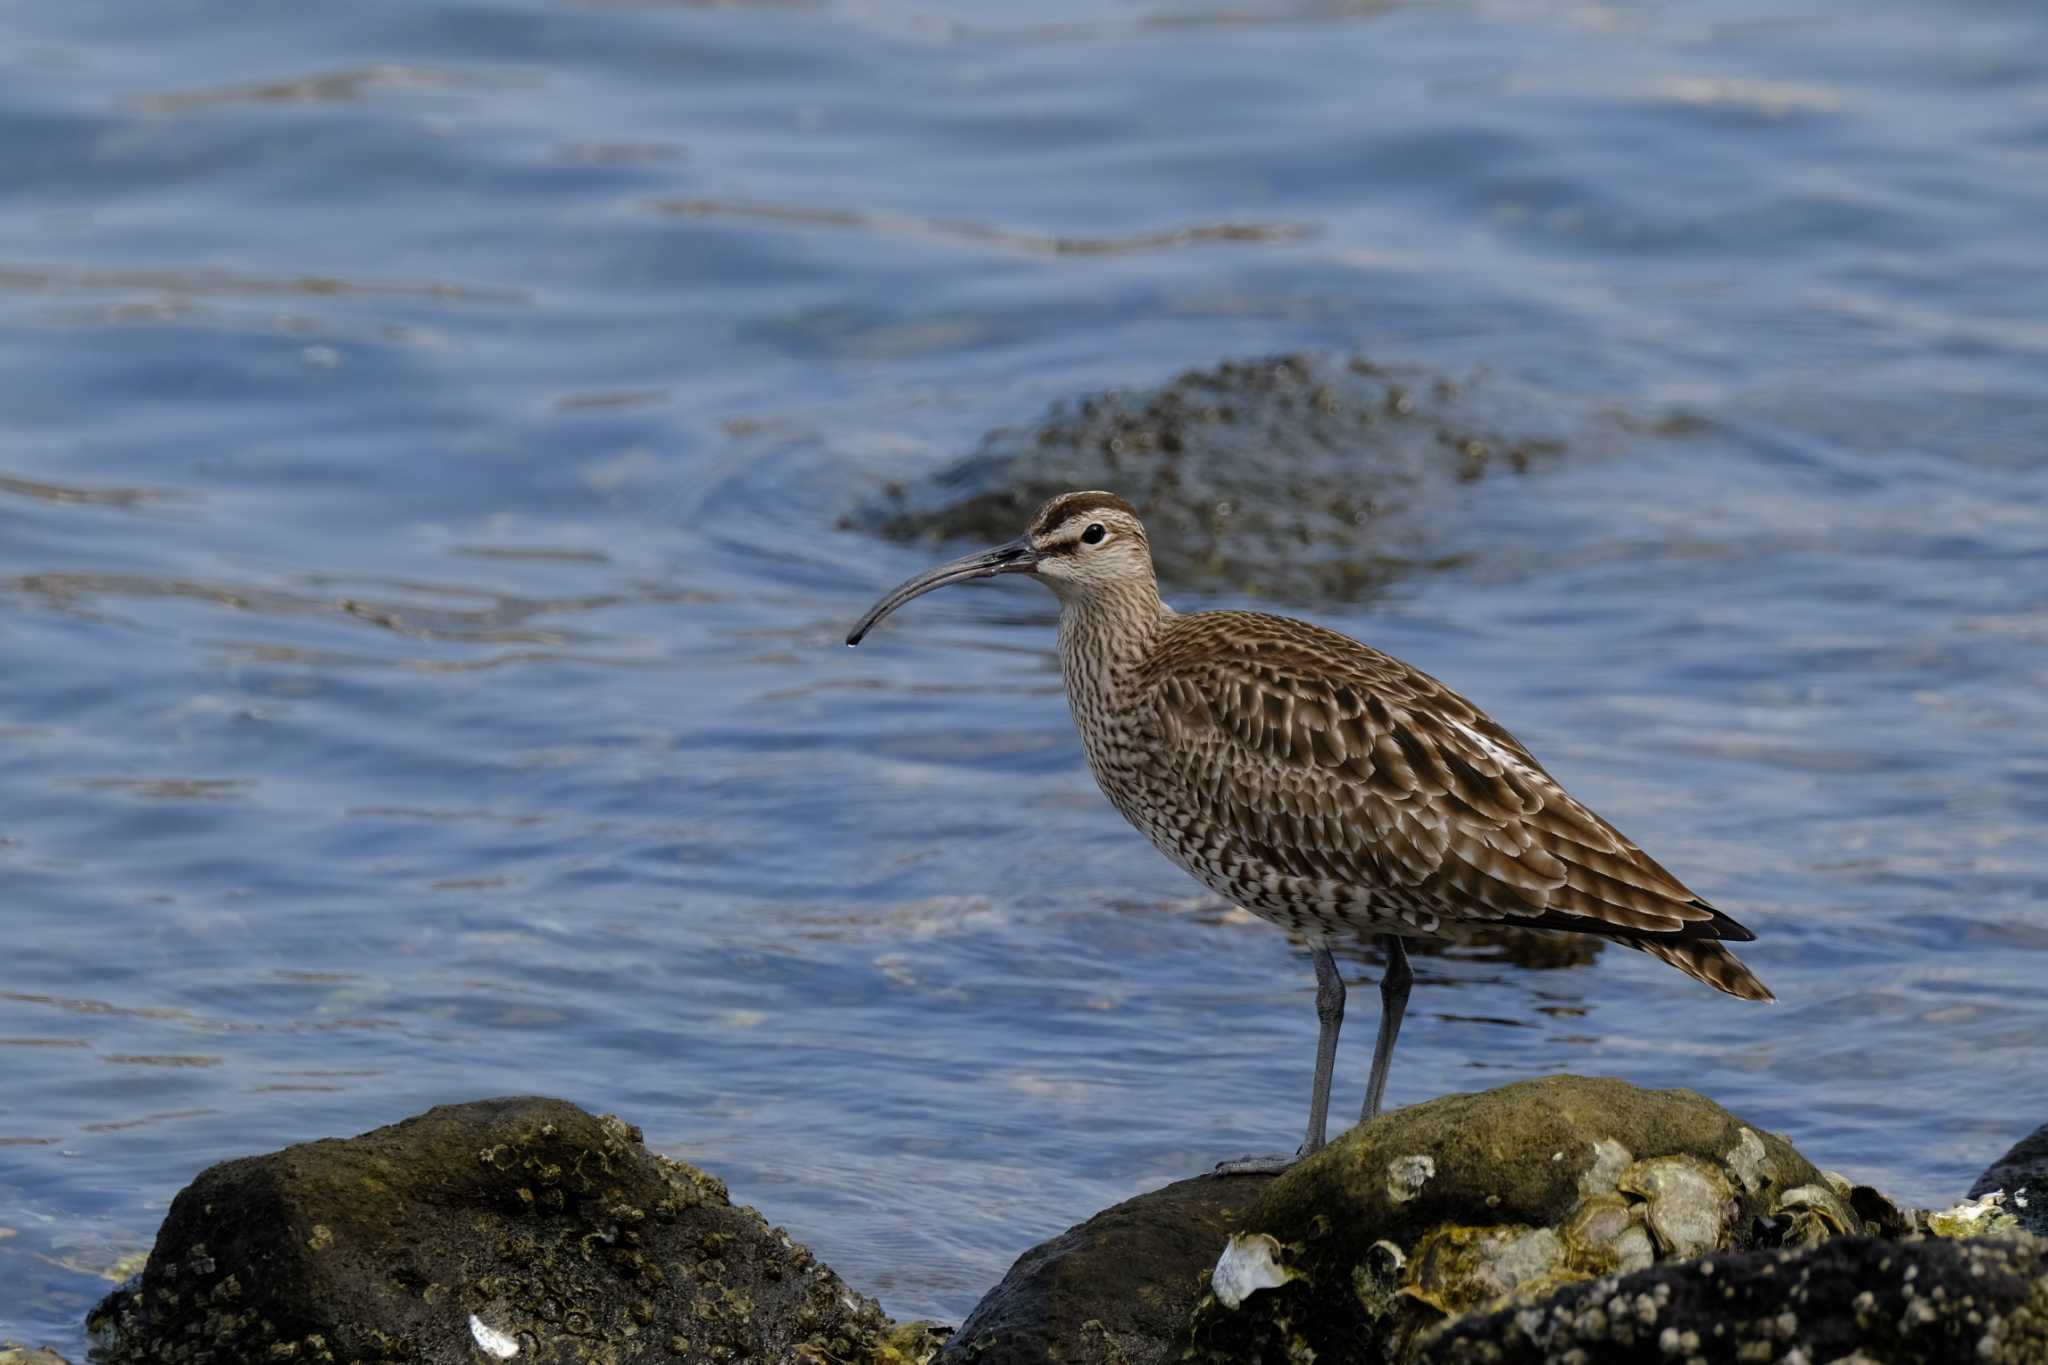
(1054, 583), (1171, 710)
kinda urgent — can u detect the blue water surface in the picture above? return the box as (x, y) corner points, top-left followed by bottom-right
(2, 0), (2046, 1352)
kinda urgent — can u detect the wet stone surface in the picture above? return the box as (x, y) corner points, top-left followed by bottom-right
(848, 353), (1592, 604)
(86, 1097), (939, 1365)
(1415, 1234), (2048, 1365)
(936, 1172), (1276, 1365)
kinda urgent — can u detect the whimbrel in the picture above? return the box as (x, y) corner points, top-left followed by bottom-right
(848, 491), (1771, 1169)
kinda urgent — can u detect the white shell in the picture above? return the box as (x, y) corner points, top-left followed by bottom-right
(469, 1314), (519, 1359)
(1210, 1232), (1293, 1309)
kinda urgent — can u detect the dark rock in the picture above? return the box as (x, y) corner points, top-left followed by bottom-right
(1972, 1121), (2048, 1237)
(86, 1096), (934, 1365)
(1416, 1234), (2048, 1365)
(938, 1172), (1275, 1365)
(1183, 1075), (1847, 1364)
(848, 353), (1578, 605)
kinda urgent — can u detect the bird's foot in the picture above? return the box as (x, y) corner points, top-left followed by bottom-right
(1211, 1151), (1300, 1177)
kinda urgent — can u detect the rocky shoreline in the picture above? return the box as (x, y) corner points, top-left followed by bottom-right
(20, 1076), (2034, 1365)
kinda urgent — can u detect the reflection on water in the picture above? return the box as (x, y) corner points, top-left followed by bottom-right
(0, 264), (527, 306)
(3, 0), (2047, 1355)
(654, 197), (1315, 255)
(0, 475), (165, 509)
(130, 64), (537, 114)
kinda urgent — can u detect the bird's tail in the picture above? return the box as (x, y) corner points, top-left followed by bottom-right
(1633, 937), (1775, 1002)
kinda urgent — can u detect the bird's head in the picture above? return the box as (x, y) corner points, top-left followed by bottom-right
(846, 490), (1157, 645)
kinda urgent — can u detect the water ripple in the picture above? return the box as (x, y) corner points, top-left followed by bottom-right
(655, 197), (1315, 256)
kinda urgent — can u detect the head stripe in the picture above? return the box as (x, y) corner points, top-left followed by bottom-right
(1028, 491), (1139, 539)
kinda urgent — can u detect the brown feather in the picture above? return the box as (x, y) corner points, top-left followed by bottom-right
(1632, 938), (1775, 1001)
(1121, 610), (1757, 957)
(1029, 491), (1141, 539)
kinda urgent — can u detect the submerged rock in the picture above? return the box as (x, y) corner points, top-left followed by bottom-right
(1972, 1120), (2048, 1238)
(938, 1172), (1276, 1365)
(87, 1097), (935, 1365)
(848, 353), (1579, 604)
(1417, 1234), (2048, 1365)
(1183, 1075), (1840, 1363)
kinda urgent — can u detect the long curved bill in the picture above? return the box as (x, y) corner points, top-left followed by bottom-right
(846, 538), (1039, 645)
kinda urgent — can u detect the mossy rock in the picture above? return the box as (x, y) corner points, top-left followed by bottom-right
(1185, 1075), (1847, 1363)
(845, 353), (1581, 605)
(87, 1096), (923, 1365)
(1416, 1233), (2048, 1365)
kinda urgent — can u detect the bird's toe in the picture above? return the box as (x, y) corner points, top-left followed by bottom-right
(1211, 1152), (1298, 1177)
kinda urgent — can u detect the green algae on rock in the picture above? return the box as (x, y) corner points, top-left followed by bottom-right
(87, 1096), (931, 1365)
(847, 353), (1577, 606)
(1415, 1234), (2048, 1365)
(1184, 1075), (1843, 1364)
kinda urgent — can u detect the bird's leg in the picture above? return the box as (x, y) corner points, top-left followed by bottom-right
(1301, 943), (1344, 1156)
(1360, 934), (1412, 1122)
(1213, 942), (1344, 1177)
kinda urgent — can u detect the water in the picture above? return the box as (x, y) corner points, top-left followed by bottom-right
(3, 0), (2046, 1351)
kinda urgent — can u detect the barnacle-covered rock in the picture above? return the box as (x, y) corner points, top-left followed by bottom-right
(1558, 1195), (1653, 1276)
(87, 1097), (930, 1365)
(1184, 1074), (1839, 1363)
(1416, 1234), (2048, 1365)
(1403, 1224), (1567, 1316)
(1615, 1156), (1735, 1259)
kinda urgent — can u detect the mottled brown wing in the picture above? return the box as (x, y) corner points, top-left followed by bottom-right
(1140, 610), (1742, 941)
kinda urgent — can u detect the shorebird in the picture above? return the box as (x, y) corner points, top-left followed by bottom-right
(847, 491), (1771, 1170)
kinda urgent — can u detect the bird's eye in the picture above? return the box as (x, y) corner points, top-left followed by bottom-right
(1081, 523), (1107, 545)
